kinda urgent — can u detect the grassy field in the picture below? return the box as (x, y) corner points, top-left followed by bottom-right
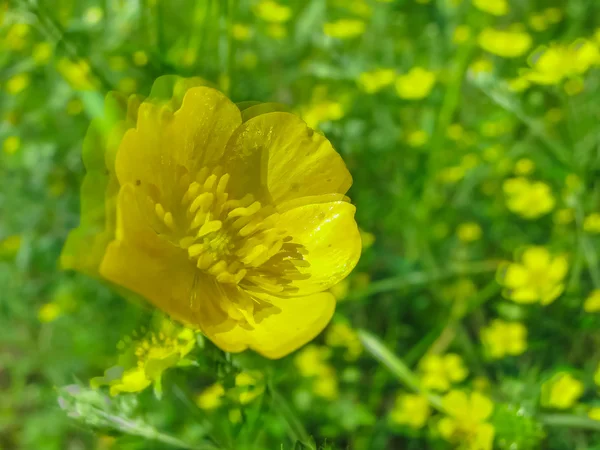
(2, 0), (600, 449)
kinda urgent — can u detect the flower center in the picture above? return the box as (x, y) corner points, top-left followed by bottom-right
(139, 166), (307, 294)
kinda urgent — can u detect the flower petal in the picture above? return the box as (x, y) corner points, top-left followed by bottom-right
(205, 289), (336, 359)
(276, 201), (362, 296)
(115, 87), (242, 196)
(470, 392), (494, 421)
(222, 112), (352, 204)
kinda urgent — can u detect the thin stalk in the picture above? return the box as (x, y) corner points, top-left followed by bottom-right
(540, 414), (600, 431)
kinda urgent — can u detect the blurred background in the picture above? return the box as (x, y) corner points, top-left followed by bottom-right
(2, 0), (600, 449)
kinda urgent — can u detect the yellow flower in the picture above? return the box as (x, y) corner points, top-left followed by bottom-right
(469, 58), (494, 74)
(419, 353), (468, 392)
(589, 408), (600, 421)
(541, 372), (584, 409)
(478, 27), (532, 58)
(323, 19), (366, 40)
(553, 208), (575, 226)
(528, 14), (548, 32)
(584, 290), (600, 313)
(544, 7), (563, 24)
(233, 371), (265, 404)
(3, 136), (21, 154)
(5, 23), (30, 51)
(133, 51), (149, 67)
(254, 0), (291, 23)
(480, 319), (527, 359)
(360, 229), (375, 249)
(5, 73), (30, 95)
(0, 234), (22, 257)
(38, 302), (62, 323)
(438, 390), (495, 450)
(522, 40), (600, 86)
(295, 345), (332, 377)
(330, 279), (349, 300)
(196, 382), (225, 410)
(301, 101), (344, 129)
(325, 322), (362, 360)
(232, 23), (252, 41)
(358, 69), (396, 94)
(584, 213), (600, 233)
(508, 76), (531, 92)
(266, 23), (287, 39)
(62, 77), (361, 359)
(84, 6), (104, 25)
(390, 393), (431, 429)
(473, 0), (508, 16)
(32, 42), (53, 64)
(457, 222), (482, 243)
(503, 177), (555, 219)
(57, 58), (97, 90)
(514, 158), (535, 175)
(453, 25), (472, 43)
(312, 370), (338, 400)
(91, 318), (196, 396)
(395, 67), (436, 100)
(497, 246), (568, 305)
(407, 130), (429, 147)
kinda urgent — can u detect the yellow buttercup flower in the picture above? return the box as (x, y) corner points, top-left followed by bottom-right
(522, 40), (600, 86)
(62, 77), (361, 359)
(541, 372), (584, 409)
(57, 58), (97, 90)
(3, 136), (21, 154)
(584, 213), (600, 233)
(232, 23), (252, 41)
(438, 390), (495, 450)
(196, 383), (225, 410)
(323, 19), (366, 40)
(469, 58), (494, 74)
(325, 322), (362, 360)
(553, 208), (575, 226)
(457, 222), (482, 243)
(5, 73), (30, 95)
(503, 177), (555, 219)
(301, 100), (344, 129)
(528, 14), (548, 32)
(395, 67), (436, 100)
(407, 129), (429, 147)
(453, 25), (472, 44)
(390, 393), (431, 429)
(232, 371), (265, 404)
(38, 302), (62, 323)
(480, 319), (527, 359)
(508, 76), (531, 92)
(91, 318), (196, 396)
(32, 42), (53, 64)
(497, 246), (568, 305)
(473, 0), (508, 16)
(358, 69), (396, 94)
(478, 27), (532, 58)
(419, 353), (468, 392)
(253, 0), (291, 23)
(295, 345), (338, 399)
(584, 290), (600, 313)
(514, 158), (535, 176)
(589, 408), (600, 421)
(132, 50), (148, 66)
(312, 369), (339, 400)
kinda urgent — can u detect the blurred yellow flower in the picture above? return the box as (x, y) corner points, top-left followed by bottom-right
(5, 23), (30, 51)
(522, 40), (600, 86)
(453, 25), (472, 44)
(390, 393), (431, 429)
(541, 372), (584, 409)
(395, 67), (436, 100)
(358, 69), (396, 94)
(330, 279), (349, 300)
(324, 19), (366, 39)
(528, 14), (548, 32)
(478, 27), (532, 58)
(407, 129), (429, 147)
(38, 302), (62, 323)
(457, 222), (482, 243)
(553, 208), (575, 226)
(419, 353), (468, 392)
(233, 371), (265, 404)
(503, 177), (555, 219)
(301, 100), (344, 129)
(583, 213), (600, 233)
(132, 50), (149, 66)
(469, 58), (494, 74)
(62, 78), (361, 359)
(57, 58), (96, 90)
(233, 23), (252, 41)
(508, 76), (531, 92)
(589, 408), (600, 421)
(544, 7), (563, 24)
(254, 0), (291, 23)
(266, 23), (287, 39)
(514, 158), (535, 175)
(3, 135), (21, 154)
(326, 322), (362, 360)
(473, 0), (508, 16)
(583, 290), (600, 313)
(480, 319), (527, 359)
(295, 345), (338, 399)
(6, 73), (30, 95)
(0, 234), (22, 257)
(498, 246), (568, 305)
(91, 319), (196, 396)
(32, 42), (53, 64)
(438, 390), (495, 450)
(313, 370), (339, 400)
(84, 6), (104, 25)
(117, 77), (137, 94)
(196, 383), (225, 410)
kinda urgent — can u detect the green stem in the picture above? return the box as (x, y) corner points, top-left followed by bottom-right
(540, 414), (600, 431)
(358, 329), (444, 412)
(268, 381), (315, 450)
(347, 260), (499, 301)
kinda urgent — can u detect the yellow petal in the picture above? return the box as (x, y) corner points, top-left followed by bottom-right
(502, 264), (528, 288)
(522, 246), (551, 270)
(442, 390), (469, 417)
(276, 201), (362, 296)
(206, 289), (336, 359)
(115, 87), (242, 196)
(507, 287), (539, 303)
(470, 392), (494, 421)
(222, 112), (352, 204)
